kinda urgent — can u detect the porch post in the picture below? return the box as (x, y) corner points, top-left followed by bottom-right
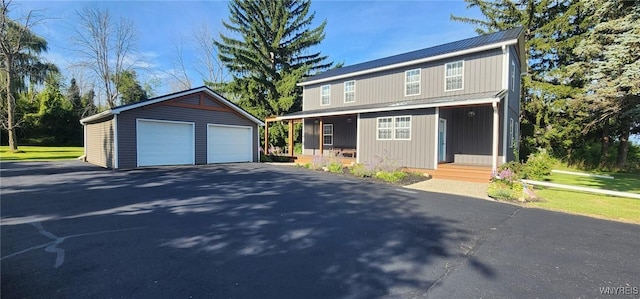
(264, 119), (269, 155)
(318, 118), (324, 155)
(492, 101), (499, 172)
(288, 120), (294, 157)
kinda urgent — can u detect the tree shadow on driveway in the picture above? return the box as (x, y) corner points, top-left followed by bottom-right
(1, 161), (506, 298)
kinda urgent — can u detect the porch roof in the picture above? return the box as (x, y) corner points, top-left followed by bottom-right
(275, 90), (505, 120)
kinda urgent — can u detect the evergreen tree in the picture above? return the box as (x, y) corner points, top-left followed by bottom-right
(80, 89), (97, 118)
(215, 0), (334, 147)
(67, 78), (82, 112)
(1, 2), (57, 150)
(452, 0), (594, 161)
(571, 0), (640, 168)
(114, 70), (148, 105)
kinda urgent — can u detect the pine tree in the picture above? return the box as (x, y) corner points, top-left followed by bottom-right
(115, 70), (148, 105)
(571, 0), (640, 168)
(215, 0), (334, 147)
(452, 0), (594, 161)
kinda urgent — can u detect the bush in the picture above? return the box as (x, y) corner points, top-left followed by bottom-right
(522, 150), (556, 180)
(375, 171), (407, 183)
(327, 161), (343, 173)
(350, 163), (375, 177)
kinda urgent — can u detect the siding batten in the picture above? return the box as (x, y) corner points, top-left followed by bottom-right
(113, 114), (119, 169)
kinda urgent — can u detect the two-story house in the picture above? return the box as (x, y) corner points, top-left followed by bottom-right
(267, 27), (525, 174)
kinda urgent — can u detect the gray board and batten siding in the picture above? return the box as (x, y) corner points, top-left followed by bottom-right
(303, 115), (357, 156)
(115, 99), (259, 168)
(80, 87), (263, 169)
(84, 116), (115, 168)
(358, 109), (437, 170)
(302, 48), (504, 111)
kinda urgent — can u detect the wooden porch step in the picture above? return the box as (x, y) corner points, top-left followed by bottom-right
(427, 164), (493, 183)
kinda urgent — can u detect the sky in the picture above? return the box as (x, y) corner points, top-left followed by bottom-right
(11, 0), (485, 99)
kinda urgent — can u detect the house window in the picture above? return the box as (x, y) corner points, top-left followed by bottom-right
(323, 124), (333, 145)
(377, 116), (411, 140)
(511, 60), (516, 92)
(445, 61), (463, 91)
(509, 117), (514, 148)
(377, 117), (393, 140)
(394, 116), (411, 140)
(321, 85), (331, 106)
(405, 69), (421, 96)
(344, 80), (355, 103)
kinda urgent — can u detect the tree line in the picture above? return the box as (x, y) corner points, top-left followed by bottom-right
(2, 0), (638, 169)
(452, 0), (639, 169)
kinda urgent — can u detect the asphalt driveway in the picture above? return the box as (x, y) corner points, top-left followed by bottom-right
(1, 161), (638, 298)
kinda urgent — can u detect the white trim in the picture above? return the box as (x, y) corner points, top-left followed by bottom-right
(80, 86), (264, 126)
(502, 47), (509, 163)
(502, 45), (509, 90)
(438, 118), (447, 162)
(276, 96), (502, 120)
(492, 102), (499, 172)
(344, 80), (356, 103)
(207, 123), (253, 164)
(298, 39), (519, 86)
(320, 84), (331, 106)
(376, 117), (393, 140)
(444, 60), (464, 91)
(356, 114), (361, 164)
(301, 118), (306, 155)
(136, 118), (196, 167)
(377, 116), (411, 141)
(323, 123), (333, 145)
(404, 69), (421, 96)
(113, 114), (119, 169)
(83, 124), (87, 158)
(434, 107), (439, 169)
(394, 116), (412, 140)
(511, 60), (516, 92)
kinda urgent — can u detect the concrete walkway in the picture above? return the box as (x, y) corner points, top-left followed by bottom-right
(406, 178), (494, 201)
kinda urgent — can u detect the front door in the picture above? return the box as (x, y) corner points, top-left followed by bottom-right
(438, 118), (447, 162)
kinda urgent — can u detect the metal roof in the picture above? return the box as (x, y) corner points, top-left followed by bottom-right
(301, 27), (523, 85)
(80, 86), (264, 126)
(276, 90), (506, 120)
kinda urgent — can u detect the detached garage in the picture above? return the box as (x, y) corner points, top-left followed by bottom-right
(80, 86), (264, 169)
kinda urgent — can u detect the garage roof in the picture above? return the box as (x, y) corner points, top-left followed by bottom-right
(80, 86), (264, 126)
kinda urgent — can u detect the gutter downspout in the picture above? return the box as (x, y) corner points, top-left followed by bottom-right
(113, 114), (119, 169)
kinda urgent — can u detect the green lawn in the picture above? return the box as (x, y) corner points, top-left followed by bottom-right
(545, 171), (640, 194)
(0, 146), (84, 161)
(530, 188), (640, 224)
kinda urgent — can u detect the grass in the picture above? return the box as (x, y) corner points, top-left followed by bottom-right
(530, 188), (640, 224)
(545, 171), (640, 194)
(0, 146), (84, 161)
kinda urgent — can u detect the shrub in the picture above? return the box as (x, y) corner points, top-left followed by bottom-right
(327, 161), (343, 173)
(375, 171), (407, 183)
(350, 163), (376, 177)
(522, 150), (556, 180)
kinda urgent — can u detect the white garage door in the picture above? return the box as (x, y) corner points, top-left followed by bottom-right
(137, 119), (195, 166)
(207, 124), (252, 163)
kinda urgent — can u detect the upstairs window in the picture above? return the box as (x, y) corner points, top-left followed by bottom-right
(323, 124), (333, 145)
(344, 80), (355, 103)
(445, 61), (464, 91)
(405, 69), (421, 96)
(321, 85), (331, 106)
